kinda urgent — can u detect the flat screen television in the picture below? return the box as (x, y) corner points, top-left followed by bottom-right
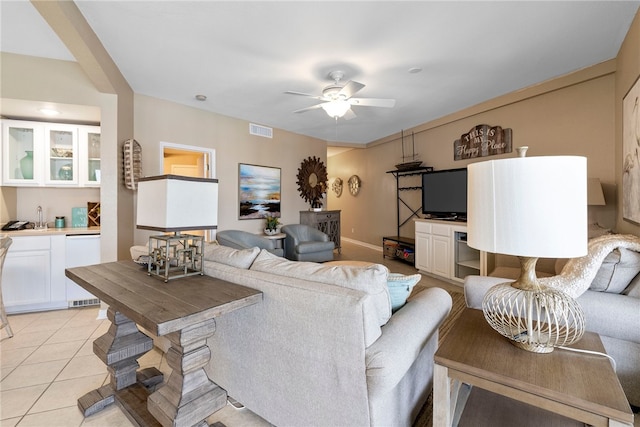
(422, 168), (467, 220)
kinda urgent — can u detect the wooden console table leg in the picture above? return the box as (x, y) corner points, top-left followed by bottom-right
(433, 363), (452, 427)
(148, 319), (227, 427)
(78, 307), (154, 416)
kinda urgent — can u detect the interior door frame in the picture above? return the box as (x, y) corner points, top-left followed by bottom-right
(159, 141), (216, 178)
(159, 141), (217, 241)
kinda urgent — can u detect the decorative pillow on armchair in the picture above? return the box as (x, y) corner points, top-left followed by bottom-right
(387, 273), (422, 312)
(589, 248), (640, 293)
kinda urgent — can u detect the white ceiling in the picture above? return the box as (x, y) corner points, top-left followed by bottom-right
(1, 1), (639, 146)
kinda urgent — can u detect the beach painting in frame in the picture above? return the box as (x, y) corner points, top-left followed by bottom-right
(623, 76), (640, 225)
(239, 164), (281, 220)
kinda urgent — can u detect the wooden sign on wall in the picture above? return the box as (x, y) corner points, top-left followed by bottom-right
(454, 124), (512, 160)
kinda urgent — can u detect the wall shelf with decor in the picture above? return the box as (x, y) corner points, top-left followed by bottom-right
(383, 166), (433, 265)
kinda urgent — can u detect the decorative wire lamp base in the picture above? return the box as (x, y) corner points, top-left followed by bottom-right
(147, 233), (205, 282)
(482, 257), (585, 354)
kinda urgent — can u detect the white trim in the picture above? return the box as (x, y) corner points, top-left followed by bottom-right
(341, 236), (383, 252)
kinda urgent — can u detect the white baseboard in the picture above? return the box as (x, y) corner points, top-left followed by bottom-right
(340, 237), (383, 252)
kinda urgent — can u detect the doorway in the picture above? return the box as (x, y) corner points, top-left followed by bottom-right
(159, 142), (216, 240)
(160, 141), (215, 178)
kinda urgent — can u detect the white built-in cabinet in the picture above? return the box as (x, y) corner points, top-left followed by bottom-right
(3, 233), (100, 314)
(3, 235), (67, 313)
(415, 219), (487, 283)
(1, 119), (100, 187)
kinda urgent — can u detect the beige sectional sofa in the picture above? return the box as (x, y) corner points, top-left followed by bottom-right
(196, 244), (453, 427)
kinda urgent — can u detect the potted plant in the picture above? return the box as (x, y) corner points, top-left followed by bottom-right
(264, 215), (281, 235)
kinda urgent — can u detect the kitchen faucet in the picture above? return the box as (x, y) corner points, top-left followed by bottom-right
(35, 205), (45, 229)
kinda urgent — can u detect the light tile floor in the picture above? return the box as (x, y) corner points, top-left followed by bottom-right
(1, 241), (637, 426)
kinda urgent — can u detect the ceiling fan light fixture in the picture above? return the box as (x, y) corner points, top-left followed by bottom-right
(321, 100), (350, 118)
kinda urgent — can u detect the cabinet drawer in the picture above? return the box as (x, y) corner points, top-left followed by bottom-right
(317, 212), (339, 221)
(415, 221), (432, 234)
(8, 235), (50, 251)
(432, 224), (450, 237)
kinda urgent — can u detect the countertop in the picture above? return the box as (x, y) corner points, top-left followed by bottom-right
(1, 226), (101, 237)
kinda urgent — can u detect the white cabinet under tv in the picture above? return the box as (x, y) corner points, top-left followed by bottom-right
(415, 219), (488, 284)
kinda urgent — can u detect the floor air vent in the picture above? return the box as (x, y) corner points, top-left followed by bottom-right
(249, 123), (273, 138)
(69, 298), (100, 308)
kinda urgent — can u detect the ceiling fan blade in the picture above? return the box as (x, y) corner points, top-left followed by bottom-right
(339, 80), (365, 99)
(343, 108), (357, 120)
(349, 98), (396, 108)
(285, 91), (324, 100)
(292, 103), (324, 113)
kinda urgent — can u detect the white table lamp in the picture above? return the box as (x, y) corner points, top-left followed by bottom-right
(467, 155), (588, 353)
(137, 175), (218, 281)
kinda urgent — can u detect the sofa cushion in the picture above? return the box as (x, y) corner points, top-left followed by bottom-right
(203, 243), (260, 269)
(387, 273), (421, 312)
(251, 250), (392, 325)
(623, 272), (640, 298)
(589, 248), (640, 293)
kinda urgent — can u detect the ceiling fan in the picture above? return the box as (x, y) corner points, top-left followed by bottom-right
(285, 71), (396, 120)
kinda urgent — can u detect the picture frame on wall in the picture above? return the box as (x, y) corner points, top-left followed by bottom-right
(238, 163), (281, 220)
(623, 76), (640, 225)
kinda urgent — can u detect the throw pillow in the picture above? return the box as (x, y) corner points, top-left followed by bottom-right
(623, 272), (640, 298)
(588, 223), (612, 239)
(589, 248), (640, 293)
(203, 243), (260, 269)
(387, 273), (422, 312)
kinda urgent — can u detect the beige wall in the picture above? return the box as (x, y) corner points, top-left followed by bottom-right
(328, 62), (620, 247)
(132, 94), (328, 244)
(615, 9), (640, 236)
(0, 187), (17, 224)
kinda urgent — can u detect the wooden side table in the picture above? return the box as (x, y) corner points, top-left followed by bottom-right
(66, 261), (262, 427)
(434, 309), (633, 427)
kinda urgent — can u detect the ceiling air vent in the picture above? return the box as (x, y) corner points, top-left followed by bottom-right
(249, 123), (273, 138)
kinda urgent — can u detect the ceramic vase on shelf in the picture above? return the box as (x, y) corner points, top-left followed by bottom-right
(20, 150), (34, 180)
(58, 163), (73, 180)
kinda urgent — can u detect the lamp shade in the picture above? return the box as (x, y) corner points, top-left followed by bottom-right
(467, 156), (587, 259)
(136, 175), (218, 232)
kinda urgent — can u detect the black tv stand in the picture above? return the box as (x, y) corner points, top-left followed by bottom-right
(384, 166), (434, 266)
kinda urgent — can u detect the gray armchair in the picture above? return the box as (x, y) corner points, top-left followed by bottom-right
(216, 230), (283, 257)
(281, 224), (334, 262)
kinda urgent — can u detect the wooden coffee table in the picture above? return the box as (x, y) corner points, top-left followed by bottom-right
(66, 261), (262, 427)
(433, 309), (633, 427)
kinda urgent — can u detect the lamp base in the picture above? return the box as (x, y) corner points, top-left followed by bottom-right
(482, 256), (585, 353)
(147, 233), (205, 282)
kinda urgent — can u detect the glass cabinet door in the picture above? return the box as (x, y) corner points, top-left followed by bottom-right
(79, 126), (101, 186)
(45, 125), (78, 185)
(2, 120), (43, 185)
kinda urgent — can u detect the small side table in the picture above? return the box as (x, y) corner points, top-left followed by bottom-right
(263, 232), (286, 250)
(434, 309), (633, 427)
